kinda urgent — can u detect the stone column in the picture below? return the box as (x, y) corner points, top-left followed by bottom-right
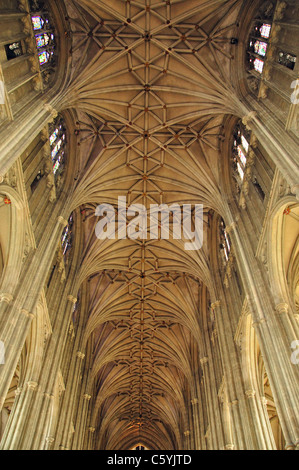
(191, 398), (201, 450)
(0, 214), (69, 418)
(0, 98), (59, 177)
(54, 349), (86, 450)
(211, 300), (259, 450)
(226, 217), (299, 449)
(184, 430), (190, 450)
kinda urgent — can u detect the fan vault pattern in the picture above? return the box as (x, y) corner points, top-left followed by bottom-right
(60, 0), (243, 449)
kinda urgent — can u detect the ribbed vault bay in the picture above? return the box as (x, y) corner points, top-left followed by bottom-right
(62, 0), (242, 449)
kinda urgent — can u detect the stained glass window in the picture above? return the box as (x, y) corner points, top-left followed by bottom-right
(30, 7), (56, 73)
(237, 146), (247, 168)
(62, 215), (73, 256)
(36, 33), (51, 48)
(232, 122), (251, 184)
(260, 24), (271, 39)
(49, 116), (67, 181)
(254, 58), (264, 74)
(254, 41), (268, 57)
(39, 51), (50, 65)
(247, 8), (274, 81)
(241, 135), (249, 153)
(32, 16), (44, 30)
(220, 220), (231, 263)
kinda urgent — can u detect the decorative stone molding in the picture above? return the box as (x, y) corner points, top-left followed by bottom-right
(225, 222), (236, 234)
(261, 396), (268, 407)
(242, 111), (257, 130)
(224, 444), (235, 450)
(20, 308), (35, 319)
(88, 427), (96, 433)
(67, 295), (78, 304)
(77, 351), (85, 360)
(211, 301), (221, 310)
(27, 381), (38, 390)
(0, 293), (13, 304)
(191, 398), (198, 406)
(200, 357), (208, 365)
(45, 436), (55, 449)
(58, 216), (68, 227)
(15, 387), (23, 396)
(44, 392), (54, 400)
(276, 1), (287, 20)
(184, 430), (190, 437)
(258, 83), (269, 100)
(44, 104), (58, 122)
(245, 390), (256, 399)
(275, 303), (289, 315)
(83, 394), (91, 401)
(18, 0), (28, 12)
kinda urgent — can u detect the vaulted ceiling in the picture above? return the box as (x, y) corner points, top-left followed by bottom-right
(60, 0), (244, 449)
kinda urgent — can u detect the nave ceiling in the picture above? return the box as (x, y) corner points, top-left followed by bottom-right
(57, 0), (245, 448)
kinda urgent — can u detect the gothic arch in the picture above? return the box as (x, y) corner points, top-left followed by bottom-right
(0, 186), (26, 296)
(268, 197), (299, 312)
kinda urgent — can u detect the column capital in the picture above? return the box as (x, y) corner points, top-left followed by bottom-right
(242, 111), (257, 129)
(191, 398), (198, 406)
(0, 293), (13, 304)
(58, 216), (68, 227)
(44, 103), (58, 122)
(20, 308), (35, 319)
(245, 389), (256, 399)
(200, 357), (209, 365)
(77, 351), (85, 360)
(184, 430), (190, 437)
(88, 427), (96, 433)
(225, 222), (236, 234)
(211, 301), (221, 310)
(45, 437), (54, 444)
(261, 396), (268, 406)
(83, 394), (91, 401)
(67, 295), (78, 304)
(275, 303), (289, 315)
(27, 381), (38, 390)
(224, 444), (235, 450)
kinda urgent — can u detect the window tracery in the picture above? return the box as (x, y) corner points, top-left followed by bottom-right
(48, 115), (67, 181)
(61, 214), (73, 258)
(220, 219), (231, 264)
(232, 121), (251, 185)
(29, 1), (56, 73)
(247, 2), (275, 76)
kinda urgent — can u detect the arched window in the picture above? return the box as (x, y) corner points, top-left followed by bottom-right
(232, 121), (251, 185)
(49, 115), (67, 181)
(246, 2), (275, 76)
(61, 214), (73, 258)
(29, 1), (56, 72)
(220, 219), (231, 264)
